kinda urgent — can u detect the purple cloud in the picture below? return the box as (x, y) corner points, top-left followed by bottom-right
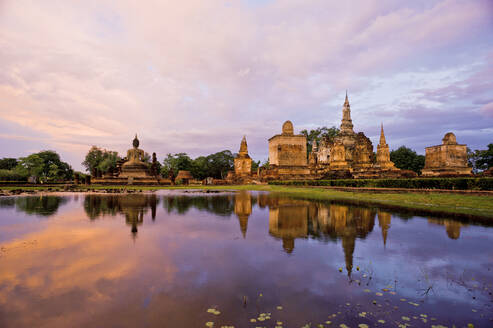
(0, 0), (492, 170)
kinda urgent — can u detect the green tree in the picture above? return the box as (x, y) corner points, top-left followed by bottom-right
(0, 158), (18, 170)
(82, 146), (121, 176)
(82, 146), (104, 175)
(205, 150), (234, 179)
(15, 151), (73, 182)
(161, 153), (194, 178)
(191, 156), (209, 179)
(389, 146), (425, 174)
(161, 151), (235, 180)
(469, 143), (493, 172)
(251, 160), (261, 172)
(301, 126), (339, 154)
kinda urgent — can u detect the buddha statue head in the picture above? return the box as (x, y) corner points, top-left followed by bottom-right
(133, 134), (140, 148)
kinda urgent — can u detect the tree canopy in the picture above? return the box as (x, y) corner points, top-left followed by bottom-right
(161, 150), (235, 180)
(0, 158), (18, 170)
(15, 151), (73, 182)
(300, 126), (339, 154)
(389, 146), (425, 174)
(469, 143), (493, 172)
(82, 146), (121, 176)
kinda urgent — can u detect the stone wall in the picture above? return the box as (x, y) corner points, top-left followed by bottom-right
(268, 135), (307, 166)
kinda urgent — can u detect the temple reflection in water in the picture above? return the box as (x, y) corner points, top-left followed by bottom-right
(234, 191), (252, 238)
(428, 218), (467, 239)
(79, 191), (469, 266)
(84, 194), (159, 238)
(264, 195), (383, 275)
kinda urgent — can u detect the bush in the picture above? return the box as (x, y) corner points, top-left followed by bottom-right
(269, 177), (493, 191)
(0, 169), (28, 182)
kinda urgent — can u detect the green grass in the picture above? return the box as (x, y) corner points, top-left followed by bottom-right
(2, 184), (493, 219)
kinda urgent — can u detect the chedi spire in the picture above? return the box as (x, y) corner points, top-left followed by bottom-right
(239, 135), (248, 156)
(379, 123), (387, 146)
(340, 92), (354, 134)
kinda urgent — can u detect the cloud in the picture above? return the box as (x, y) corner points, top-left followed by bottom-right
(0, 0), (492, 169)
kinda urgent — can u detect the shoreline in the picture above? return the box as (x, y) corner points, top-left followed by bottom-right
(1, 184), (493, 221)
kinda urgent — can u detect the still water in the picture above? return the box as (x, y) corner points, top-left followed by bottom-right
(0, 191), (492, 328)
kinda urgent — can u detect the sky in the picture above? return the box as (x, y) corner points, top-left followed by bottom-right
(0, 0), (492, 171)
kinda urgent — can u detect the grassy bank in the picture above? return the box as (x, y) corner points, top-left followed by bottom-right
(1, 184), (493, 219)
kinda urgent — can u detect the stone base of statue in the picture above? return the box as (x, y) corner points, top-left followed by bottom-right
(120, 163), (151, 178)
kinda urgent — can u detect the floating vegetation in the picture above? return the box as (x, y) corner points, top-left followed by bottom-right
(206, 308), (221, 315)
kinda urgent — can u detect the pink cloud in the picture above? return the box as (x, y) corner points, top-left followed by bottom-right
(480, 102), (493, 117)
(0, 0), (492, 170)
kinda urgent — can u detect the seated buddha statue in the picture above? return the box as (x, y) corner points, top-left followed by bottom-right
(120, 134), (150, 177)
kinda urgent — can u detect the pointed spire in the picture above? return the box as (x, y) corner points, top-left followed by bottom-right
(342, 234), (355, 278)
(378, 212), (391, 248)
(340, 91), (354, 134)
(238, 215), (248, 238)
(239, 135), (248, 155)
(379, 123), (387, 146)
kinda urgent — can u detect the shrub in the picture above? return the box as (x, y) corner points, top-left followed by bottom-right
(0, 169), (28, 182)
(269, 178), (493, 191)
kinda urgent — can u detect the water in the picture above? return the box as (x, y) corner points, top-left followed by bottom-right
(0, 190), (492, 328)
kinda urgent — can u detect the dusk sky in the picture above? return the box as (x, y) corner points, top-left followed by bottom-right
(1, 0), (492, 171)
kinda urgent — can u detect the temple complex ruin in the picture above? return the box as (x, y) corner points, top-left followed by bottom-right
(422, 132), (472, 176)
(309, 94), (408, 178)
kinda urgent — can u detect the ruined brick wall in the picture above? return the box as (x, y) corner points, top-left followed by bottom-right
(268, 135), (307, 166)
(425, 144), (468, 168)
(234, 157), (252, 175)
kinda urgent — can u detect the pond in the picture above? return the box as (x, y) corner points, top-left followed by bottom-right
(0, 190), (492, 328)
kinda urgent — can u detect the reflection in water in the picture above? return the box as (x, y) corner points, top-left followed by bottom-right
(0, 196), (67, 216)
(268, 199), (308, 253)
(84, 194), (159, 238)
(163, 194), (235, 216)
(234, 191), (252, 238)
(1, 191), (490, 328)
(264, 196), (379, 275)
(428, 218), (467, 239)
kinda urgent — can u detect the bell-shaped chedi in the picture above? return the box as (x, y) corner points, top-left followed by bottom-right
(234, 136), (252, 176)
(120, 134), (151, 178)
(422, 132), (472, 177)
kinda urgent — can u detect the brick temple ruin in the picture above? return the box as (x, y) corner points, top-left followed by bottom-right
(422, 132), (472, 177)
(88, 93), (475, 185)
(227, 92), (473, 182)
(250, 93), (417, 181)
